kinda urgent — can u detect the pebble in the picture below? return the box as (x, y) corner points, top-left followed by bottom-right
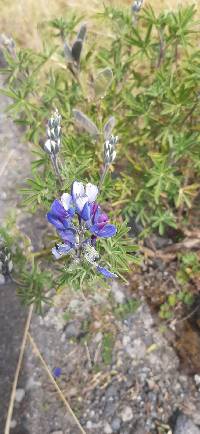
(104, 422), (113, 434)
(174, 414), (200, 434)
(26, 376), (41, 391)
(15, 388), (25, 403)
(111, 283), (126, 304)
(10, 420), (17, 428)
(64, 320), (82, 339)
(111, 417), (121, 431)
(0, 273), (5, 285)
(121, 406), (133, 422)
(86, 421), (93, 429)
(194, 374), (200, 387)
(50, 431), (63, 434)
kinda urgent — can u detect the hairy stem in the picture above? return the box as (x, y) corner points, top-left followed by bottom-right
(99, 164), (109, 191)
(51, 154), (62, 186)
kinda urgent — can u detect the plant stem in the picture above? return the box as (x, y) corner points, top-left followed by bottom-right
(99, 164), (109, 191)
(51, 154), (62, 186)
(157, 28), (165, 68)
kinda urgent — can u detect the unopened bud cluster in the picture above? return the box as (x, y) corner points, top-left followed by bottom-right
(0, 237), (13, 284)
(44, 109), (62, 155)
(83, 244), (99, 265)
(104, 135), (118, 165)
(132, 0), (144, 13)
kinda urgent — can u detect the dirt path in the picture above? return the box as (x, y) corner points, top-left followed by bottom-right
(0, 74), (30, 431)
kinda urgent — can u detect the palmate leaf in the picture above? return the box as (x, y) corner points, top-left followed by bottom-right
(72, 109), (100, 138)
(103, 116), (116, 140)
(94, 67), (113, 98)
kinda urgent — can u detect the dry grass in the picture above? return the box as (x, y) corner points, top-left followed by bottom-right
(0, 0), (198, 49)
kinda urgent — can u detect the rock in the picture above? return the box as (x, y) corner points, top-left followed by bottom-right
(86, 421), (93, 429)
(104, 422), (112, 434)
(174, 414), (200, 434)
(121, 406), (133, 422)
(125, 338), (146, 359)
(0, 273), (5, 285)
(94, 332), (103, 343)
(111, 282), (126, 304)
(105, 384), (119, 398)
(111, 417), (121, 432)
(26, 376), (41, 391)
(194, 374), (200, 387)
(50, 431), (63, 434)
(64, 320), (82, 339)
(0, 34), (16, 67)
(10, 420), (17, 428)
(15, 388), (25, 403)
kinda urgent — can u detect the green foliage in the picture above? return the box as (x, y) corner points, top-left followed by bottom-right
(17, 263), (52, 313)
(2, 4), (200, 234)
(176, 251), (200, 286)
(159, 290), (194, 320)
(1, 3), (200, 309)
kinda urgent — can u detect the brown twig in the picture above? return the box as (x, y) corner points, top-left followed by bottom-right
(28, 333), (87, 434)
(4, 305), (34, 434)
(141, 236), (200, 262)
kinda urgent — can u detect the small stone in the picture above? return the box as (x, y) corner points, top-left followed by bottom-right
(194, 374), (200, 386)
(94, 332), (103, 343)
(50, 431), (63, 434)
(111, 417), (121, 432)
(121, 406), (133, 422)
(8, 260), (13, 272)
(15, 388), (25, 403)
(86, 421), (93, 429)
(111, 282), (126, 304)
(93, 321), (101, 329)
(104, 422), (112, 434)
(174, 414), (200, 434)
(64, 320), (82, 339)
(26, 376), (41, 391)
(10, 420), (17, 428)
(0, 274), (5, 285)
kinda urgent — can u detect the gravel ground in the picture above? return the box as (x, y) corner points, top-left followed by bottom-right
(1, 47), (200, 434)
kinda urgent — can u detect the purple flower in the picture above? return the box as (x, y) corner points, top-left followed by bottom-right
(53, 367), (62, 378)
(52, 243), (72, 259)
(97, 266), (117, 279)
(47, 195), (74, 231)
(89, 204), (117, 238)
(47, 181), (117, 276)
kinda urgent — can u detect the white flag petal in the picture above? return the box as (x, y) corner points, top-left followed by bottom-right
(85, 183), (98, 202)
(61, 193), (72, 211)
(71, 181), (85, 199)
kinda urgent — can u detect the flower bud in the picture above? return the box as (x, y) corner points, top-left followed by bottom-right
(104, 135), (118, 165)
(44, 108), (62, 156)
(132, 0), (143, 13)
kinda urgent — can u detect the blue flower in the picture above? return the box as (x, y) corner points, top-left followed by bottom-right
(52, 243), (72, 259)
(47, 181), (117, 278)
(47, 195), (74, 231)
(97, 266), (117, 279)
(53, 367), (62, 378)
(89, 204), (117, 238)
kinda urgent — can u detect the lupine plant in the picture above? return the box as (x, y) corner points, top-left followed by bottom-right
(1, 2), (200, 309)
